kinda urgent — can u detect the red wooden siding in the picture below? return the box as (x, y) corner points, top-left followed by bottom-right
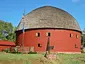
(16, 29), (81, 53)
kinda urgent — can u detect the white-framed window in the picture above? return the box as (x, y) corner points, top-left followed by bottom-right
(75, 44), (78, 48)
(70, 33), (73, 37)
(38, 43), (42, 47)
(76, 34), (78, 38)
(36, 33), (40, 37)
(46, 32), (51, 37)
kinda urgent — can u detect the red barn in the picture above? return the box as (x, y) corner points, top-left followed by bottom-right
(0, 40), (15, 51)
(16, 6), (81, 54)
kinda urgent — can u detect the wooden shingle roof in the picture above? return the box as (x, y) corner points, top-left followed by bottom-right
(17, 6), (80, 31)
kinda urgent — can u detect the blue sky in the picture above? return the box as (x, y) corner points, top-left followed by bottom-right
(0, 0), (85, 30)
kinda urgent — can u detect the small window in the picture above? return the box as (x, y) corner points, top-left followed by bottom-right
(38, 43), (42, 47)
(50, 46), (54, 50)
(36, 33), (40, 37)
(75, 44), (78, 48)
(46, 32), (51, 37)
(76, 34), (78, 38)
(70, 33), (73, 37)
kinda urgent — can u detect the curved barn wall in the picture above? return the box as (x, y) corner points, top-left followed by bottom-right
(16, 29), (81, 53)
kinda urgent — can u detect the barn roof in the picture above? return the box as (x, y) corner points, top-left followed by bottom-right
(17, 6), (80, 31)
(0, 40), (15, 46)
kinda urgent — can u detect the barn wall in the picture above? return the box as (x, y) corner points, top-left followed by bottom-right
(16, 29), (81, 53)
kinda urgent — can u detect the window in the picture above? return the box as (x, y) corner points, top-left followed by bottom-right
(50, 46), (54, 50)
(46, 32), (51, 37)
(76, 34), (78, 38)
(75, 44), (78, 48)
(38, 43), (42, 47)
(70, 33), (73, 37)
(36, 33), (40, 37)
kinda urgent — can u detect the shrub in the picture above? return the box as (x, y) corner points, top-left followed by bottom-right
(28, 51), (37, 54)
(2, 48), (10, 53)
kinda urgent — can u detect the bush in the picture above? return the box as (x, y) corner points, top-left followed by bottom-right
(11, 47), (22, 54)
(28, 51), (37, 54)
(11, 52), (22, 54)
(3, 48), (10, 53)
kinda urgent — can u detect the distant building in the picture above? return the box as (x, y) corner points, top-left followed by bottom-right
(0, 40), (15, 51)
(16, 6), (81, 53)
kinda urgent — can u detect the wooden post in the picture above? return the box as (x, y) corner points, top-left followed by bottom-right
(46, 37), (50, 54)
(45, 37), (56, 60)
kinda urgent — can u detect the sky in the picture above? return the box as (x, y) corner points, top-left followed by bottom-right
(0, 0), (85, 30)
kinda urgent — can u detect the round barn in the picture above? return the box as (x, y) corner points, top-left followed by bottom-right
(0, 40), (15, 51)
(16, 6), (81, 53)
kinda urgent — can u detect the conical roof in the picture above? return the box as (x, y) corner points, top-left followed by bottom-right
(17, 6), (80, 31)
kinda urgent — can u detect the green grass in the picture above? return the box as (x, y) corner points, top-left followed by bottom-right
(0, 52), (42, 64)
(0, 53), (40, 60)
(0, 52), (85, 64)
(56, 53), (85, 64)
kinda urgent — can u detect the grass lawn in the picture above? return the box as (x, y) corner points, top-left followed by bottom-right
(0, 52), (85, 64)
(57, 53), (85, 64)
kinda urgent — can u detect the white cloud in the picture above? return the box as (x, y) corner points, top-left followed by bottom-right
(72, 0), (85, 7)
(72, 0), (80, 3)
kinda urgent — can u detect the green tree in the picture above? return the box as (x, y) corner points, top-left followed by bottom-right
(0, 20), (16, 42)
(82, 29), (85, 47)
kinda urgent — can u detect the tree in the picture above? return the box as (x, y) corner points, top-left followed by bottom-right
(82, 29), (85, 47)
(0, 20), (16, 42)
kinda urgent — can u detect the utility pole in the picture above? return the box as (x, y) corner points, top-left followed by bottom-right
(22, 10), (25, 53)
